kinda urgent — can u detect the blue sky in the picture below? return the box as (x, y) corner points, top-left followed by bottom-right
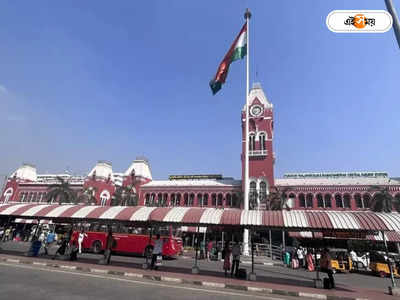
(1, 0), (399, 185)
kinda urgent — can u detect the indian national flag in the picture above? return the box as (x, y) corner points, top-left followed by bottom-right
(209, 23), (247, 95)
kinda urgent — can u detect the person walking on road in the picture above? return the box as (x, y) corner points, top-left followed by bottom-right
(320, 248), (335, 288)
(104, 228), (114, 265)
(231, 240), (241, 277)
(222, 242), (231, 277)
(207, 240), (213, 261)
(297, 247), (304, 268)
(150, 234), (163, 270)
(306, 249), (315, 271)
(78, 229), (87, 254)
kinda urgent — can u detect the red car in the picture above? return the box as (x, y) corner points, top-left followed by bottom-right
(72, 226), (183, 258)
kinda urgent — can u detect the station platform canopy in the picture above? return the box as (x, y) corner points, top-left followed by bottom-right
(1, 203), (400, 233)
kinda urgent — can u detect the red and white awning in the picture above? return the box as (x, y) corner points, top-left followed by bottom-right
(288, 231), (400, 242)
(1, 204), (400, 232)
(13, 218), (53, 224)
(180, 226), (207, 233)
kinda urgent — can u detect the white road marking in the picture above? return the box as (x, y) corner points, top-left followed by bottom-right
(0, 262), (289, 300)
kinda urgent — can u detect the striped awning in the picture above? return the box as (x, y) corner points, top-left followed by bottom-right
(0, 204), (400, 232)
(13, 218), (52, 224)
(288, 231), (400, 242)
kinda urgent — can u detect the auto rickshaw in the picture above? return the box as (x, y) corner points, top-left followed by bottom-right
(369, 251), (400, 278)
(329, 249), (353, 273)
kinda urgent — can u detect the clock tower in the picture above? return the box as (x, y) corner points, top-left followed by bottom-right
(241, 82), (275, 209)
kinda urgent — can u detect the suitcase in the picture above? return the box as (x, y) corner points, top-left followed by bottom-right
(291, 258), (299, 269)
(237, 268), (247, 279)
(323, 278), (332, 289)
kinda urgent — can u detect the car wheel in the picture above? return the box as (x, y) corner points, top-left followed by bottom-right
(92, 241), (102, 254)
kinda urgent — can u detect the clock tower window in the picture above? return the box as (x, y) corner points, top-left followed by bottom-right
(249, 134), (256, 151)
(259, 133), (266, 151)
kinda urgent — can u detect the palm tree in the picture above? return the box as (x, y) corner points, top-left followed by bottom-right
(369, 186), (393, 213)
(111, 185), (137, 206)
(46, 176), (77, 204)
(77, 186), (98, 205)
(266, 186), (290, 211)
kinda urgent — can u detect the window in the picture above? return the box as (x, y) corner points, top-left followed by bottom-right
(197, 194), (203, 207)
(317, 194), (324, 207)
(189, 193), (195, 206)
(211, 194), (217, 206)
(232, 193), (239, 208)
(162, 193), (168, 207)
(335, 194), (343, 208)
(31, 192), (37, 202)
(299, 193), (305, 207)
(203, 194), (208, 206)
(324, 194), (332, 208)
(157, 193), (163, 207)
(184, 193), (189, 206)
(306, 193), (313, 208)
(217, 193), (223, 206)
(100, 190), (110, 206)
(145, 194), (150, 206)
(249, 181), (257, 209)
(226, 193), (232, 207)
(354, 194), (362, 208)
(3, 188), (13, 203)
(19, 192), (24, 202)
(249, 134), (256, 151)
(176, 193), (181, 206)
(259, 182), (267, 203)
(259, 133), (266, 151)
(343, 194), (351, 208)
(150, 193), (156, 206)
(362, 193), (371, 209)
(170, 193), (176, 206)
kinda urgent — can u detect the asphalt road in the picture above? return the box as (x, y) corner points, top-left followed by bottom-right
(0, 262), (309, 300)
(1, 241), (399, 291)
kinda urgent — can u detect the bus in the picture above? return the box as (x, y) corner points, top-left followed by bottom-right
(71, 224), (183, 259)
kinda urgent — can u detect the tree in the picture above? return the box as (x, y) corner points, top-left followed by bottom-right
(46, 176), (77, 204)
(111, 185), (137, 206)
(369, 186), (393, 213)
(77, 186), (98, 205)
(266, 186), (290, 211)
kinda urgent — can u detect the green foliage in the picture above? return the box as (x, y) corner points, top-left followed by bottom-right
(45, 176), (77, 204)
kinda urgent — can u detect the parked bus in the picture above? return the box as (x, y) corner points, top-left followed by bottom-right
(71, 224), (183, 259)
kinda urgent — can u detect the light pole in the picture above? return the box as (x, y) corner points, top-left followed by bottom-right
(385, 0), (400, 49)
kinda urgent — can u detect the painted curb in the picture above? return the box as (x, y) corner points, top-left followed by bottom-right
(0, 255), (370, 300)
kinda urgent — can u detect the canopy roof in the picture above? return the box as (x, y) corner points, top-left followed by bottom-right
(1, 204), (400, 232)
(288, 231), (400, 243)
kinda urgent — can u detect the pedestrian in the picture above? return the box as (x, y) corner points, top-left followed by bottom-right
(320, 248), (335, 288)
(104, 228), (114, 265)
(78, 229), (88, 254)
(200, 239), (205, 259)
(52, 236), (68, 259)
(4, 227), (10, 242)
(69, 240), (79, 261)
(306, 249), (315, 271)
(222, 242), (231, 277)
(150, 234), (163, 270)
(207, 240), (213, 261)
(231, 240), (241, 277)
(284, 249), (291, 267)
(297, 246), (304, 268)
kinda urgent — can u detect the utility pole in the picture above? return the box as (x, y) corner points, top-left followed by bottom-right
(385, 0), (400, 49)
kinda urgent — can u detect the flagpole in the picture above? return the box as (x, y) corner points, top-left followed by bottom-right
(243, 8), (251, 257)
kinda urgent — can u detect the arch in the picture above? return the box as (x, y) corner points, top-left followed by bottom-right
(162, 193), (168, 207)
(232, 193), (239, 208)
(354, 193), (362, 208)
(170, 193), (176, 206)
(3, 187), (13, 203)
(100, 190), (110, 206)
(343, 193), (351, 208)
(184, 193), (189, 206)
(335, 194), (343, 208)
(259, 181), (267, 203)
(306, 193), (313, 208)
(249, 181), (257, 209)
(151, 193), (156, 206)
(324, 194), (332, 208)
(157, 193), (163, 207)
(217, 193), (223, 206)
(298, 193), (306, 208)
(211, 193), (217, 206)
(203, 194), (209, 206)
(189, 193), (195, 206)
(197, 193), (203, 207)
(145, 193), (150, 206)
(176, 193), (181, 206)
(249, 133), (256, 151)
(362, 193), (371, 209)
(259, 132), (266, 151)
(226, 193), (232, 207)
(31, 192), (37, 203)
(19, 192), (24, 202)
(316, 193), (324, 207)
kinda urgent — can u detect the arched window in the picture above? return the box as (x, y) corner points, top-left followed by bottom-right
(19, 192), (24, 202)
(31, 192), (37, 202)
(197, 193), (203, 207)
(151, 193), (156, 206)
(324, 194), (332, 208)
(298, 193), (306, 207)
(362, 193), (371, 209)
(203, 194), (209, 206)
(317, 194), (324, 207)
(226, 193), (232, 207)
(335, 194), (343, 208)
(145, 194), (150, 206)
(249, 134), (256, 151)
(162, 193), (168, 207)
(176, 193), (181, 206)
(37, 192), (42, 202)
(232, 193), (239, 208)
(189, 193), (195, 206)
(184, 193), (189, 206)
(157, 193), (163, 207)
(100, 190), (110, 206)
(28, 192), (33, 203)
(259, 133), (266, 151)
(306, 193), (313, 208)
(3, 187), (13, 203)
(211, 194), (217, 206)
(343, 194), (351, 208)
(170, 193), (176, 206)
(217, 193), (223, 206)
(249, 181), (257, 209)
(259, 182), (267, 203)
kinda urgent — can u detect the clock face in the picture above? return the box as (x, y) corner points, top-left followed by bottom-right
(251, 105), (263, 117)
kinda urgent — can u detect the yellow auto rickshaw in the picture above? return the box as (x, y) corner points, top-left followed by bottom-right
(369, 252), (399, 278)
(329, 249), (353, 273)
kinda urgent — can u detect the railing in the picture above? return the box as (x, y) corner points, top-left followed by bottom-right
(249, 150), (267, 156)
